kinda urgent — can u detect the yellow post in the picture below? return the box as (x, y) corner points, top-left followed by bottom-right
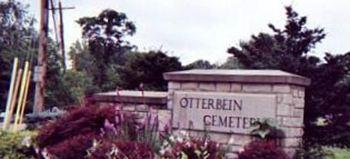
(13, 61), (29, 132)
(19, 70), (32, 125)
(3, 69), (23, 130)
(2, 58), (18, 130)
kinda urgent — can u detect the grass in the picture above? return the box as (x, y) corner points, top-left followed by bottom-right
(324, 147), (350, 159)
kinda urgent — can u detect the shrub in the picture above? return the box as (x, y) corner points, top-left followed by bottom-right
(159, 131), (225, 159)
(87, 140), (154, 159)
(46, 132), (96, 159)
(293, 144), (334, 159)
(238, 140), (289, 159)
(250, 119), (285, 141)
(324, 147), (350, 159)
(0, 130), (37, 159)
(36, 104), (140, 159)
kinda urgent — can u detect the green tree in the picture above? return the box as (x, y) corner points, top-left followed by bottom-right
(228, 6), (325, 74)
(305, 52), (350, 145)
(0, 0), (37, 110)
(184, 60), (216, 70)
(0, 0), (74, 110)
(76, 9), (136, 91)
(227, 6), (350, 146)
(219, 57), (244, 69)
(119, 51), (182, 91)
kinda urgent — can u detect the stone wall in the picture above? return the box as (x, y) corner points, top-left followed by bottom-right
(91, 90), (171, 131)
(164, 69), (310, 158)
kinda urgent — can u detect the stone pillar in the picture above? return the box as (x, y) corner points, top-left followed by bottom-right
(163, 69), (310, 158)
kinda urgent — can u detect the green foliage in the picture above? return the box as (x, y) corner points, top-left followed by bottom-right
(76, 9), (136, 91)
(184, 59), (217, 69)
(238, 140), (289, 159)
(119, 50), (182, 90)
(304, 52), (350, 146)
(324, 147), (350, 159)
(0, 0), (37, 111)
(227, 6), (350, 146)
(250, 119), (284, 141)
(228, 6), (325, 72)
(159, 130), (226, 159)
(219, 57), (244, 69)
(46, 69), (96, 107)
(0, 0), (72, 110)
(294, 145), (334, 159)
(0, 130), (37, 159)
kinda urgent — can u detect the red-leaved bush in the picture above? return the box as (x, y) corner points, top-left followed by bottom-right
(46, 133), (96, 159)
(87, 140), (154, 159)
(238, 140), (289, 159)
(160, 136), (225, 159)
(36, 105), (140, 159)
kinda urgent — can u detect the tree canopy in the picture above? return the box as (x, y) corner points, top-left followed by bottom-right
(228, 6), (325, 75)
(119, 51), (182, 91)
(76, 9), (136, 90)
(0, 0), (37, 110)
(227, 6), (350, 146)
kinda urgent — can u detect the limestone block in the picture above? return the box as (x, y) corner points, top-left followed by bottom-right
(167, 91), (174, 109)
(298, 89), (305, 98)
(283, 138), (301, 147)
(225, 153), (238, 159)
(228, 134), (252, 146)
(292, 108), (304, 117)
(292, 88), (298, 97)
(216, 83), (231, 92)
(121, 105), (135, 111)
(230, 83), (242, 92)
(209, 133), (232, 144)
(276, 116), (283, 126)
(181, 82), (198, 90)
(158, 110), (172, 131)
(277, 94), (293, 104)
(277, 104), (292, 116)
(283, 148), (296, 157)
(199, 82), (216, 91)
(282, 117), (303, 127)
(293, 98), (305, 108)
(168, 82), (181, 90)
(280, 127), (303, 137)
(228, 145), (243, 153)
(272, 84), (291, 93)
(242, 84), (272, 93)
(135, 104), (149, 112)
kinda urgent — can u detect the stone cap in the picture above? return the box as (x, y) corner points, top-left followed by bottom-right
(92, 90), (167, 105)
(164, 69), (311, 86)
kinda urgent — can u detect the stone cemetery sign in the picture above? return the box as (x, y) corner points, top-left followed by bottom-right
(164, 69), (311, 157)
(173, 91), (276, 133)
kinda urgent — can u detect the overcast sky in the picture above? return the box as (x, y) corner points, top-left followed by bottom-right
(23, 0), (350, 64)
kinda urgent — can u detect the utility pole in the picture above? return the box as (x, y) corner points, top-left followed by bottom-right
(49, 0), (74, 71)
(33, 0), (49, 114)
(58, 1), (66, 71)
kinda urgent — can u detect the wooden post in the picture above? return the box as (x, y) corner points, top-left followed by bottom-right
(57, 1), (66, 71)
(33, 0), (49, 114)
(58, 1), (66, 71)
